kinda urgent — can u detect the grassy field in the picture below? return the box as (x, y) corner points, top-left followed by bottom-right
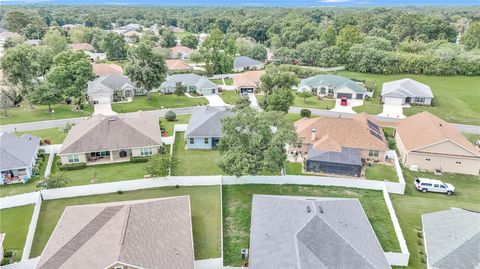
(220, 91), (242, 105)
(391, 168), (480, 269)
(0, 104), (93, 125)
(159, 114), (191, 136)
(285, 161), (304, 175)
(293, 95), (336, 110)
(30, 185), (222, 260)
(337, 71), (480, 125)
(365, 163), (399, 182)
(111, 93), (207, 113)
(222, 184), (401, 266)
(0, 205), (34, 262)
(171, 132), (224, 176)
(14, 128), (68, 144)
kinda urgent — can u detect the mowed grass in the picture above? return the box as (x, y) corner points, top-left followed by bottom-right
(0, 205), (34, 261)
(159, 114), (191, 136)
(220, 90), (242, 105)
(365, 163), (399, 182)
(222, 184), (401, 266)
(0, 104), (93, 125)
(463, 133), (480, 144)
(293, 95), (335, 110)
(171, 132), (224, 176)
(337, 71), (480, 125)
(391, 168), (480, 269)
(14, 128), (67, 144)
(30, 185), (222, 259)
(210, 79), (224, 85)
(111, 93), (207, 113)
(285, 162), (304, 175)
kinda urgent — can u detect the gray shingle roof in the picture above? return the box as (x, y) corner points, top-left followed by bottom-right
(234, 56), (263, 69)
(381, 78), (433, 98)
(299, 74), (367, 94)
(160, 74), (216, 89)
(422, 208), (480, 269)
(0, 132), (40, 170)
(87, 75), (135, 96)
(249, 195), (391, 269)
(36, 197), (195, 269)
(185, 106), (232, 137)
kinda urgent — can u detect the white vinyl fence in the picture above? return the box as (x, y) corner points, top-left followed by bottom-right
(21, 193), (42, 261)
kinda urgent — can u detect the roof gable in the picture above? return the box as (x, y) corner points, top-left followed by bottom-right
(185, 106), (232, 137)
(381, 78), (433, 98)
(234, 56), (263, 69)
(299, 75), (367, 94)
(414, 140), (480, 157)
(0, 133), (40, 170)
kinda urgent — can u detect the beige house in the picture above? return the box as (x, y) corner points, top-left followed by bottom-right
(233, 70), (265, 94)
(395, 112), (480, 175)
(58, 112), (163, 166)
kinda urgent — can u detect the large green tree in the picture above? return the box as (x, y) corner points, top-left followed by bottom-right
(461, 21), (480, 50)
(247, 44), (267, 62)
(259, 69), (299, 95)
(4, 11), (30, 33)
(30, 81), (64, 113)
(23, 17), (48, 40)
(200, 28), (236, 76)
(181, 34), (199, 49)
(99, 32), (127, 60)
(42, 29), (68, 55)
(161, 29), (177, 48)
(336, 25), (364, 52)
(144, 154), (175, 177)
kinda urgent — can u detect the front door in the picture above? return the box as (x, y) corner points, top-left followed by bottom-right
(212, 138), (220, 148)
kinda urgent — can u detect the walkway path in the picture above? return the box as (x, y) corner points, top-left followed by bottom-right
(247, 93), (259, 110)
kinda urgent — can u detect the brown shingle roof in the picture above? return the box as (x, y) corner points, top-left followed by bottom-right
(170, 45), (195, 54)
(36, 197), (195, 269)
(166, 59), (193, 71)
(233, 70), (265, 88)
(295, 113), (388, 151)
(68, 43), (95, 51)
(92, 63), (123, 76)
(396, 111), (480, 156)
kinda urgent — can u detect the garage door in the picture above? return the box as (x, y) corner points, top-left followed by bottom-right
(241, 88), (254, 94)
(356, 94), (364, 100)
(95, 96), (111, 104)
(337, 93), (352, 99)
(384, 97), (403, 105)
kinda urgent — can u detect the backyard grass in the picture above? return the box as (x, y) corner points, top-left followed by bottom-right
(285, 161), (304, 175)
(159, 114), (191, 136)
(220, 90), (242, 105)
(365, 163), (399, 182)
(0, 205), (34, 262)
(224, 78), (233, 86)
(171, 132), (224, 176)
(0, 104), (93, 125)
(30, 185), (222, 260)
(390, 168), (480, 269)
(111, 93), (207, 113)
(14, 128), (68, 144)
(222, 184), (401, 266)
(463, 133), (480, 144)
(337, 71), (480, 125)
(210, 79), (224, 85)
(293, 95), (336, 110)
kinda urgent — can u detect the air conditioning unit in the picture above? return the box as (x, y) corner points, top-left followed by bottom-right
(241, 248), (249, 260)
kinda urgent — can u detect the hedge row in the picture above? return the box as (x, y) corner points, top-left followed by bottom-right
(59, 162), (87, 171)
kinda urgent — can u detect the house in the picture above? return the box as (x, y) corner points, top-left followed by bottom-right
(35, 197), (195, 269)
(395, 111), (480, 175)
(92, 63), (123, 77)
(166, 59), (193, 72)
(382, 78), (434, 106)
(123, 30), (142, 43)
(290, 113), (388, 176)
(185, 106), (232, 149)
(233, 56), (264, 72)
(159, 74), (218, 96)
(113, 23), (143, 35)
(58, 112), (162, 165)
(233, 70), (265, 94)
(422, 208), (480, 269)
(87, 75), (140, 104)
(68, 42), (95, 52)
(0, 132), (40, 184)
(198, 33), (209, 44)
(170, 45), (195, 60)
(249, 195), (391, 269)
(84, 51), (107, 62)
(297, 74), (370, 100)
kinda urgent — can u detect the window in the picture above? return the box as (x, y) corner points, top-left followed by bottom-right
(368, 150), (379, 157)
(114, 266), (124, 269)
(434, 184), (439, 188)
(189, 138), (194, 144)
(426, 158), (431, 162)
(140, 148), (153, 156)
(68, 155), (80, 163)
(415, 97), (425, 103)
(456, 161), (462, 165)
(91, 151), (110, 158)
(204, 138), (209, 144)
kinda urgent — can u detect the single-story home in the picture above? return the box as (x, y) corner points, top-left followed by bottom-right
(248, 195), (391, 269)
(297, 74), (370, 100)
(68, 42), (95, 52)
(35, 196), (195, 269)
(290, 113), (388, 176)
(87, 74), (141, 104)
(395, 111), (480, 175)
(233, 56), (264, 73)
(422, 208), (480, 269)
(382, 78), (434, 106)
(159, 74), (219, 96)
(58, 112), (163, 166)
(114, 23), (143, 35)
(166, 59), (193, 72)
(0, 132), (40, 184)
(185, 106), (232, 150)
(233, 70), (265, 94)
(91, 63), (123, 77)
(170, 45), (195, 60)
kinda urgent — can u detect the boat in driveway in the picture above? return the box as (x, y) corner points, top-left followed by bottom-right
(414, 177), (455, 195)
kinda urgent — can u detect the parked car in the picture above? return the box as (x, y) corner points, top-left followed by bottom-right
(340, 97), (348, 106)
(414, 178), (455, 195)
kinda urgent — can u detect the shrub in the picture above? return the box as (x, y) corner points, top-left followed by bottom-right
(3, 250), (14, 258)
(43, 139), (51, 145)
(165, 110), (176, 121)
(40, 173), (71, 189)
(300, 109), (311, 118)
(79, 103), (85, 110)
(130, 156), (150, 163)
(1, 258), (10, 266)
(32, 166), (40, 176)
(65, 97), (72, 105)
(59, 162), (87, 171)
(117, 190), (124, 195)
(158, 144), (167, 155)
(37, 148), (45, 157)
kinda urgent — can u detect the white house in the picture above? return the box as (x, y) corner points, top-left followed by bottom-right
(159, 74), (219, 96)
(381, 78), (434, 106)
(297, 74), (370, 100)
(185, 106), (232, 150)
(233, 56), (264, 73)
(87, 75), (140, 104)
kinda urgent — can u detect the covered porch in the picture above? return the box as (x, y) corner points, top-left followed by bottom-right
(85, 149), (132, 165)
(1, 168), (30, 184)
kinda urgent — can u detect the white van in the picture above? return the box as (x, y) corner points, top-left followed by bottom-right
(414, 178), (455, 195)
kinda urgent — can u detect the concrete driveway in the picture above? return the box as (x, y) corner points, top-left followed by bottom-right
(330, 99), (363, 114)
(205, 94), (226, 106)
(93, 103), (116, 115)
(247, 93), (259, 110)
(378, 104), (406, 119)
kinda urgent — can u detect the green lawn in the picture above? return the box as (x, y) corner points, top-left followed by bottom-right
(293, 95), (336, 110)
(210, 79), (224, 85)
(0, 104), (93, 125)
(337, 71), (480, 125)
(285, 112), (318, 124)
(159, 114), (191, 136)
(14, 128), (68, 144)
(223, 184), (401, 266)
(463, 133), (480, 144)
(220, 91), (242, 105)
(0, 205), (34, 262)
(391, 168), (480, 269)
(365, 163), (399, 182)
(174, 31), (194, 39)
(224, 78), (233, 86)
(111, 93), (207, 113)
(30, 185), (221, 260)
(171, 132), (224, 176)
(285, 161), (304, 175)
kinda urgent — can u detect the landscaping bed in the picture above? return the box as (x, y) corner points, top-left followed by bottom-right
(111, 93), (207, 113)
(0, 205), (34, 262)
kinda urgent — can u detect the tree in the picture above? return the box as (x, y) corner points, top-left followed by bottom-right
(200, 28), (236, 76)
(165, 110), (177, 121)
(235, 96), (251, 110)
(461, 21), (480, 50)
(298, 91), (312, 102)
(23, 17), (48, 40)
(3, 34), (25, 49)
(0, 90), (14, 116)
(40, 173), (71, 189)
(35, 45), (56, 76)
(181, 34), (199, 49)
(99, 32), (127, 60)
(300, 108), (311, 118)
(5, 11), (30, 33)
(259, 69), (299, 95)
(46, 50), (92, 99)
(125, 42), (167, 99)
(236, 37), (254, 56)
(321, 25), (337, 46)
(161, 29), (177, 48)
(42, 29), (68, 55)
(30, 82), (64, 113)
(247, 44), (267, 61)
(174, 82), (186, 96)
(264, 88), (295, 113)
(144, 154), (174, 177)
(336, 25), (364, 52)
(189, 51), (203, 65)
(218, 108), (297, 176)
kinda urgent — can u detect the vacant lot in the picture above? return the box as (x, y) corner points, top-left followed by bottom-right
(1, 104), (93, 125)
(222, 184), (401, 266)
(30, 185), (222, 260)
(14, 128), (67, 144)
(111, 93), (207, 113)
(0, 205), (34, 262)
